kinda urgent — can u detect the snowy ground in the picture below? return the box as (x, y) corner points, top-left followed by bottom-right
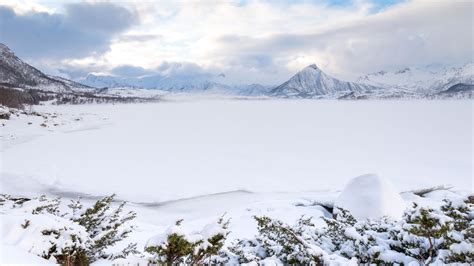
(0, 99), (472, 263)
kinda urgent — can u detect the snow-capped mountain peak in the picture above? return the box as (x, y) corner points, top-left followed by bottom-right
(306, 63), (320, 70)
(271, 64), (377, 97)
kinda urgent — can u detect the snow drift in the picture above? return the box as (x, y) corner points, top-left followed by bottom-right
(334, 174), (406, 220)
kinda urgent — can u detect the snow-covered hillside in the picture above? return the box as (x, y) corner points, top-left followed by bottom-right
(0, 43), (166, 108)
(357, 63), (473, 93)
(0, 43), (93, 93)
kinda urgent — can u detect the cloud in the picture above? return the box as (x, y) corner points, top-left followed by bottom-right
(1, 0), (470, 85)
(65, 3), (137, 34)
(0, 2), (137, 60)
(198, 0), (473, 82)
(111, 65), (151, 77)
(156, 62), (214, 79)
(118, 34), (162, 43)
(59, 61), (218, 83)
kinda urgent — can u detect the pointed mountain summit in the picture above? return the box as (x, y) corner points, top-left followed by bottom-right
(271, 64), (377, 97)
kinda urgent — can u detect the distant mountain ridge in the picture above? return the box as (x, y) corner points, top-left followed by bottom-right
(81, 73), (229, 92)
(0, 42), (471, 101)
(78, 73), (272, 95)
(357, 63), (473, 93)
(73, 58), (472, 99)
(271, 63), (472, 99)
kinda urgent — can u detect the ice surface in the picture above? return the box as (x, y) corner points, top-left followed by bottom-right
(1, 100), (472, 203)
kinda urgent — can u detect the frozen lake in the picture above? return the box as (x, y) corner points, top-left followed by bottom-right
(1, 100), (472, 202)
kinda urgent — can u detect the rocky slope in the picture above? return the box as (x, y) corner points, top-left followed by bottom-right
(0, 43), (159, 108)
(0, 43), (92, 93)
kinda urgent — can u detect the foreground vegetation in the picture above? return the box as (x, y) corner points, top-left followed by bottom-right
(0, 194), (472, 265)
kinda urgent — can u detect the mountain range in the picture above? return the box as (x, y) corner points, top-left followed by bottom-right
(78, 72), (273, 96)
(76, 61), (472, 99)
(0, 43), (472, 104)
(357, 63), (473, 94)
(0, 44), (156, 107)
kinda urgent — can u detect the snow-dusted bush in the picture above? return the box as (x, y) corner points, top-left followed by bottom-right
(0, 194), (137, 264)
(145, 216), (230, 265)
(227, 213), (355, 265)
(401, 203), (452, 264)
(68, 195), (138, 261)
(226, 196), (474, 265)
(441, 198), (474, 263)
(2, 193), (472, 265)
(252, 216), (322, 264)
(227, 238), (266, 264)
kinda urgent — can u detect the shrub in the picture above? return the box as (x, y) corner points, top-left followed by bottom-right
(145, 215), (230, 265)
(0, 194), (137, 264)
(226, 196), (474, 265)
(253, 215), (325, 265)
(400, 203), (451, 264)
(441, 198), (474, 263)
(70, 195), (138, 261)
(227, 214), (351, 265)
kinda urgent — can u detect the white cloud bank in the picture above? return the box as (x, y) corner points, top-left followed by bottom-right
(1, 0), (472, 84)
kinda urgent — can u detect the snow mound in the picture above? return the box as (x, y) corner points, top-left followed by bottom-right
(0, 243), (54, 264)
(334, 174), (406, 220)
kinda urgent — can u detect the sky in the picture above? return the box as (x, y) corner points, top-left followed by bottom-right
(0, 0), (472, 85)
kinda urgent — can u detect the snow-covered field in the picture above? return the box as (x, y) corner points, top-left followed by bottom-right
(0, 99), (472, 264)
